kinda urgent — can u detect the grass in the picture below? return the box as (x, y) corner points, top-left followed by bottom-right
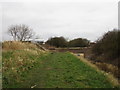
(2, 41), (42, 51)
(2, 41), (46, 88)
(3, 50), (119, 88)
(2, 50), (46, 88)
(0, 49), (2, 89)
(2, 41), (119, 88)
(73, 54), (119, 87)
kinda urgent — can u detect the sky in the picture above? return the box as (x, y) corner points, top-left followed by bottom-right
(0, 0), (119, 42)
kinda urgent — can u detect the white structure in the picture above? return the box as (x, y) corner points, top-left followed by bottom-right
(28, 39), (44, 44)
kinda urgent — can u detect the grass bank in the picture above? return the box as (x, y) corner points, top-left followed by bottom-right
(2, 41), (46, 88)
(3, 50), (119, 88)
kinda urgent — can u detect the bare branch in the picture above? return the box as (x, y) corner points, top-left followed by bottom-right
(8, 24), (34, 41)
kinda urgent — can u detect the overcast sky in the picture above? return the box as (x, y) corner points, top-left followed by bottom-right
(0, 0), (118, 42)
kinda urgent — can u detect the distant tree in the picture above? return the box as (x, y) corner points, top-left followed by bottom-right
(8, 24), (34, 41)
(45, 37), (68, 48)
(68, 38), (90, 47)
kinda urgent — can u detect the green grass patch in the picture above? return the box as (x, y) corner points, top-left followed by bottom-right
(3, 51), (116, 88)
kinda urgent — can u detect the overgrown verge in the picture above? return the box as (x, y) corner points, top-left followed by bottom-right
(74, 54), (119, 87)
(84, 30), (120, 82)
(91, 29), (119, 67)
(2, 41), (47, 88)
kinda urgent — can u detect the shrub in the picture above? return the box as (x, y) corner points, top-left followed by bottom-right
(92, 29), (120, 65)
(68, 38), (90, 47)
(45, 37), (68, 48)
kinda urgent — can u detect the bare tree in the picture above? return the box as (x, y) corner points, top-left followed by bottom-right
(8, 24), (34, 41)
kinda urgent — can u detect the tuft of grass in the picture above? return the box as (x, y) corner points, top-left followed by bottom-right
(94, 62), (119, 79)
(2, 41), (39, 51)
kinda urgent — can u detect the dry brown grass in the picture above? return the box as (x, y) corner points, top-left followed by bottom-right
(2, 41), (38, 50)
(94, 62), (120, 81)
(2, 41), (48, 87)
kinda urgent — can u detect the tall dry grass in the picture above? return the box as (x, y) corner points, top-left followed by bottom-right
(94, 62), (120, 81)
(2, 41), (39, 50)
(2, 41), (47, 87)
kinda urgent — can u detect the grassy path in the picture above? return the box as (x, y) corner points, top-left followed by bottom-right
(17, 52), (115, 88)
(3, 51), (118, 88)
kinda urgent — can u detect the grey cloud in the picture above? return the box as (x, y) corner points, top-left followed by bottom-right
(1, 2), (118, 42)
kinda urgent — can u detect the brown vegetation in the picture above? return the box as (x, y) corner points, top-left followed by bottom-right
(84, 29), (120, 82)
(2, 41), (39, 51)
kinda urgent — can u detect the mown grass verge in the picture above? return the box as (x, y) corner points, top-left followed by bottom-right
(3, 50), (119, 88)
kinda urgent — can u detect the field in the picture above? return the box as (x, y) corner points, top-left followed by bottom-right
(2, 42), (119, 88)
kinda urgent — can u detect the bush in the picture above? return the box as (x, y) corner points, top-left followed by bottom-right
(45, 37), (68, 48)
(92, 29), (120, 65)
(68, 38), (90, 47)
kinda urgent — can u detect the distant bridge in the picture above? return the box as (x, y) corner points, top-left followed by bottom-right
(48, 47), (92, 58)
(55, 47), (90, 53)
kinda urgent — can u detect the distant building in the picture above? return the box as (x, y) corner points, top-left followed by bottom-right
(89, 42), (96, 47)
(28, 39), (44, 45)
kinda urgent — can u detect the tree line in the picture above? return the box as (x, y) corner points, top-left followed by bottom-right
(45, 37), (90, 48)
(8, 24), (90, 48)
